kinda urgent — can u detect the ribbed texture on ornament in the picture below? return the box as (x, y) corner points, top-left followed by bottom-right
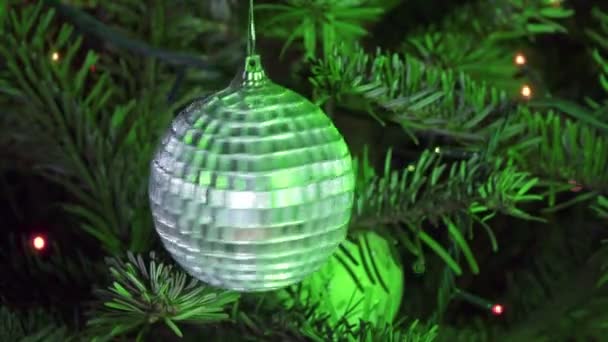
(149, 78), (355, 292)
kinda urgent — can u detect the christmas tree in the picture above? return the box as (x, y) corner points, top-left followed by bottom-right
(1, 0), (608, 340)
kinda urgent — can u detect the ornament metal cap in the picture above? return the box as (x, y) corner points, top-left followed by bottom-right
(232, 54), (268, 88)
(229, 0), (267, 88)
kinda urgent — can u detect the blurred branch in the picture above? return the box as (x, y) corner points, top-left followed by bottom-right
(42, 0), (220, 71)
(0, 306), (76, 342)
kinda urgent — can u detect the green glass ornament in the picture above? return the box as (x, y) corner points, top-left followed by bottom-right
(278, 231), (404, 326)
(148, 1), (355, 292)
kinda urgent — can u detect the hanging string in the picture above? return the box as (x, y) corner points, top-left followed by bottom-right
(247, 0), (256, 56)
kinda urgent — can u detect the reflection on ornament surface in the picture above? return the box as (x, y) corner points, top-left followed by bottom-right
(149, 55), (355, 292)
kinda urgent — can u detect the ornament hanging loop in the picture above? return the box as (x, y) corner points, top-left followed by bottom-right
(247, 0), (256, 57)
(236, 0), (265, 86)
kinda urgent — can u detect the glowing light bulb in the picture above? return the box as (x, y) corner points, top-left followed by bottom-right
(521, 85), (532, 99)
(51, 52), (60, 62)
(515, 53), (526, 66)
(491, 304), (504, 316)
(32, 235), (46, 251)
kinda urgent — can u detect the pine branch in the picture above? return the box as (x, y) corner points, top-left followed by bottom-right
(586, 7), (608, 114)
(352, 147), (543, 230)
(351, 147), (542, 275)
(1, 3), (122, 252)
(594, 196), (608, 220)
(402, 0), (572, 93)
(598, 247), (608, 291)
(87, 252), (239, 340)
(438, 0), (573, 40)
(42, 0), (221, 71)
(0, 3), (210, 254)
(0, 306), (75, 342)
(403, 32), (520, 92)
(257, 0), (384, 58)
(508, 108), (608, 209)
(438, 219), (608, 341)
(430, 241), (460, 323)
(351, 320), (439, 342)
(497, 237), (608, 341)
(523, 7), (608, 134)
(225, 293), (438, 342)
(0, 234), (101, 311)
(227, 293), (337, 341)
(310, 45), (516, 146)
(595, 197), (608, 290)
(311, 45), (607, 211)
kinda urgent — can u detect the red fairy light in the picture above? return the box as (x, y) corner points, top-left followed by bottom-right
(32, 235), (46, 251)
(491, 304), (504, 316)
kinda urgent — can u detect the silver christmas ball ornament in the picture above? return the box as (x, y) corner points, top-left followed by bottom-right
(148, 55), (355, 292)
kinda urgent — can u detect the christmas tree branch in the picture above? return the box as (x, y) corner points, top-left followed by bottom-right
(312, 44), (608, 205)
(504, 6), (608, 207)
(586, 7), (608, 113)
(509, 108), (608, 206)
(403, 0), (572, 92)
(0, 306), (75, 342)
(41, 0), (219, 71)
(0, 234), (101, 310)
(256, 0), (384, 58)
(439, 0), (573, 40)
(494, 235), (608, 341)
(221, 293), (438, 342)
(0, 3), (212, 254)
(352, 147), (543, 224)
(87, 252), (239, 340)
(351, 147), (542, 275)
(310, 45), (514, 146)
(437, 213), (608, 341)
